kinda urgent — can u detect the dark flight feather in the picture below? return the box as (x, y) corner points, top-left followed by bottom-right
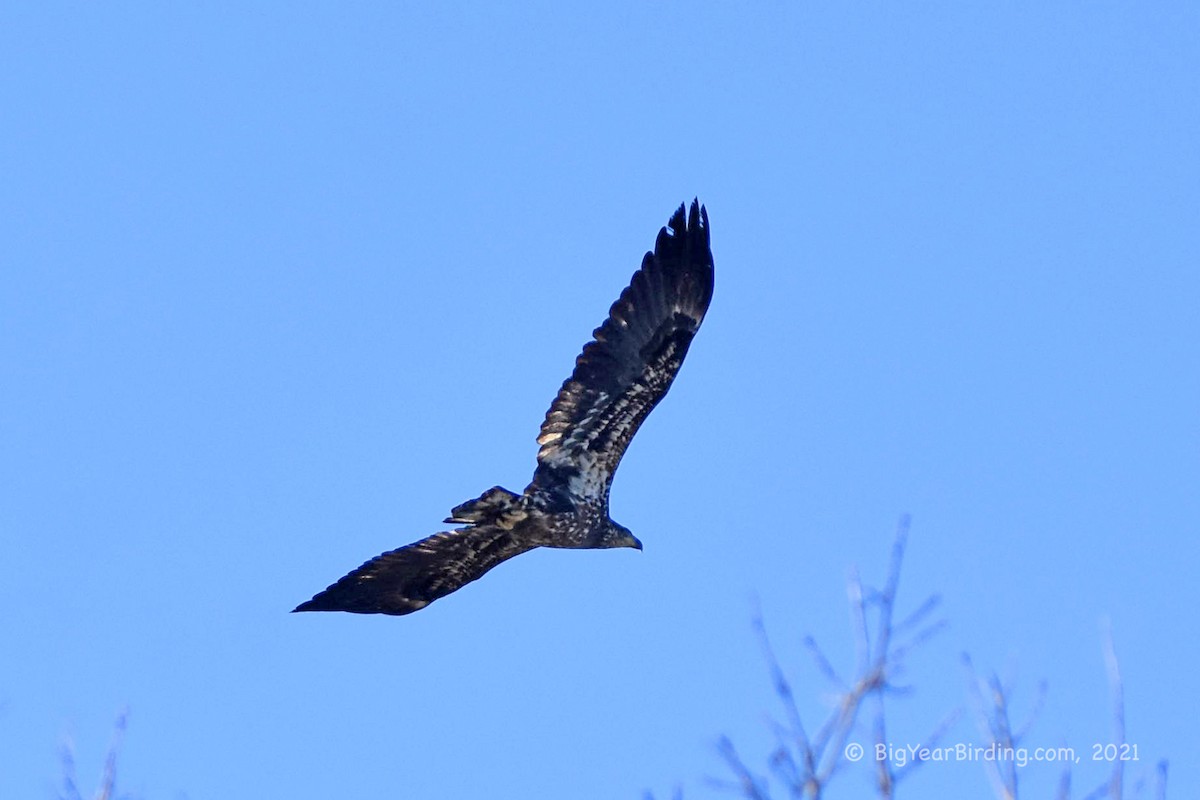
(295, 201), (714, 616)
(532, 202), (713, 496)
(293, 525), (534, 615)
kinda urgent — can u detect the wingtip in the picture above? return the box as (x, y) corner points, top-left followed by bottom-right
(292, 597), (321, 613)
(667, 199), (704, 234)
(293, 593), (339, 613)
(689, 198), (707, 237)
(656, 198), (713, 266)
(669, 201), (687, 232)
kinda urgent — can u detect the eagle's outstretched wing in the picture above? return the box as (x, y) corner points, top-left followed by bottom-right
(531, 200), (714, 499)
(293, 525), (536, 615)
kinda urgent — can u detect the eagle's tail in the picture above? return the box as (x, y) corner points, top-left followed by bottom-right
(444, 486), (521, 525)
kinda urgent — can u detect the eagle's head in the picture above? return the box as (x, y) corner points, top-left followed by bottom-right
(603, 519), (643, 551)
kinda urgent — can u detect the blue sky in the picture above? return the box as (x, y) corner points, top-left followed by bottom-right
(2, 3), (1197, 798)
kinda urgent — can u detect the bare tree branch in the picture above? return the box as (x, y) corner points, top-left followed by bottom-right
(714, 517), (948, 799)
(704, 520), (1165, 800)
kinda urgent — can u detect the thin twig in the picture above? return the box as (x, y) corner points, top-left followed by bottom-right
(1012, 680), (1048, 742)
(755, 612), (814, 782)
(1102, 619), (1125, 800)
(803, 636), (845, 689)
(59, 734), (81, 800)
(893, 592), (941, 634)
(1054, 760), (1071, 800)
(889, 618), (948, 665)
(96, 708), (127, 800)
(892, 705), (964, 784)
(715, 736), (771, 800)
(1154, 760), (1168, 800)
(962, 654), (1015, 800)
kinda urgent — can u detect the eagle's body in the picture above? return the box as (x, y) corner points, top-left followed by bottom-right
(294, 201), (714, 616)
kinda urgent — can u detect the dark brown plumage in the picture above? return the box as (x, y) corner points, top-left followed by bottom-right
(294, 201), (714, 616)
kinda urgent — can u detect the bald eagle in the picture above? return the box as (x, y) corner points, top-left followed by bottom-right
(294, 201), (714, 616)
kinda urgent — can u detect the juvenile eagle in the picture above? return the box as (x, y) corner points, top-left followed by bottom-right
(294, 201), (714, 616)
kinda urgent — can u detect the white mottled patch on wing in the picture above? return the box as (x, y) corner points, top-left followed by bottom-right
(567, 462), (606, 498)
(541, 445), (577, 470)
(560, 391), (608, 449)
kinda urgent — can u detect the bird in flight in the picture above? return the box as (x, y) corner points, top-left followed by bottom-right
(294, 200), (714, 616)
